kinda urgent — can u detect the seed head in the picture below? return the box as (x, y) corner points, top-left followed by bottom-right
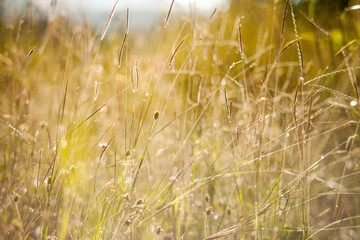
(205, 207), (213, 215)
(204, 193), (210, 202)
(227, 208), (231, 216)
(40, 121), (47, 128)
(99, 143), (107, 149)
(125, 149), (131, 158)
(135, 198), (143, 205)
(155, 225), (163, 234)
(47, 176), (52, 185)
(13, 193), (19, 202)
(123, 193), (130, 201)
(125, 219), (132, 227)
(70, 165), (76, 173)
(154, 111), (160, 120)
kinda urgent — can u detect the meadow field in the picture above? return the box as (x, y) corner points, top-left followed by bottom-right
(1, 0), (360, 239)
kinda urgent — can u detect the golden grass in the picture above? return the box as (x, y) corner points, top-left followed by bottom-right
(0, 0), (360, 239)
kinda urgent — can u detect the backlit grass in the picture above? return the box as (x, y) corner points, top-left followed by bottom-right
(1, 0), (360, 239)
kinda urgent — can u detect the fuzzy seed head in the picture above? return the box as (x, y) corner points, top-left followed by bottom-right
(13, 193), (19, 202)
(227, 208), (231, 216)
(123, 193), (130, 201)
(70, 165), (76, 173)
(125, 149), (131, 158)
(135, 198), (143, 205)
(204, 193), (210, 202)
(47, 176), (52, 185)
(206, 207), (213, 215)
(125, 219), (132, 227)
(156, 226), (163, 234)
(154, 111), (160, 120)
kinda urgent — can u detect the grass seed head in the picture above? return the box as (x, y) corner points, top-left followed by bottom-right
(154, 111), (160, 120)
(206, 207), (213, 215)
(47, 176), (52, 185)
(125, 219), (132, 227)
(69, 165), (76, 173)
(156, 225), (163, 234)
(204, 193), (210, 202)
(227, 208), (231, 216)
(13, 193), (19, 202)
(125, 149), (131, 158)
(135, 198), (143, 205)
(40, 121), (47, 128)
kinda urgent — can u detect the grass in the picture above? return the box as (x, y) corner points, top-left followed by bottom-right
(1, 0), (360, 239)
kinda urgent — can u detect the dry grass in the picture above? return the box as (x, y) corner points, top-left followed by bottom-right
(1, 0), (360, 239)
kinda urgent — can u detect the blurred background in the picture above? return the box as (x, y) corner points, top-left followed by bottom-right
(2, 0), (227, 29)
(1, 0), (354, 31)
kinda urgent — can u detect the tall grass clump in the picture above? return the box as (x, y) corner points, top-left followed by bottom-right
(1, 0), (360, 239)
